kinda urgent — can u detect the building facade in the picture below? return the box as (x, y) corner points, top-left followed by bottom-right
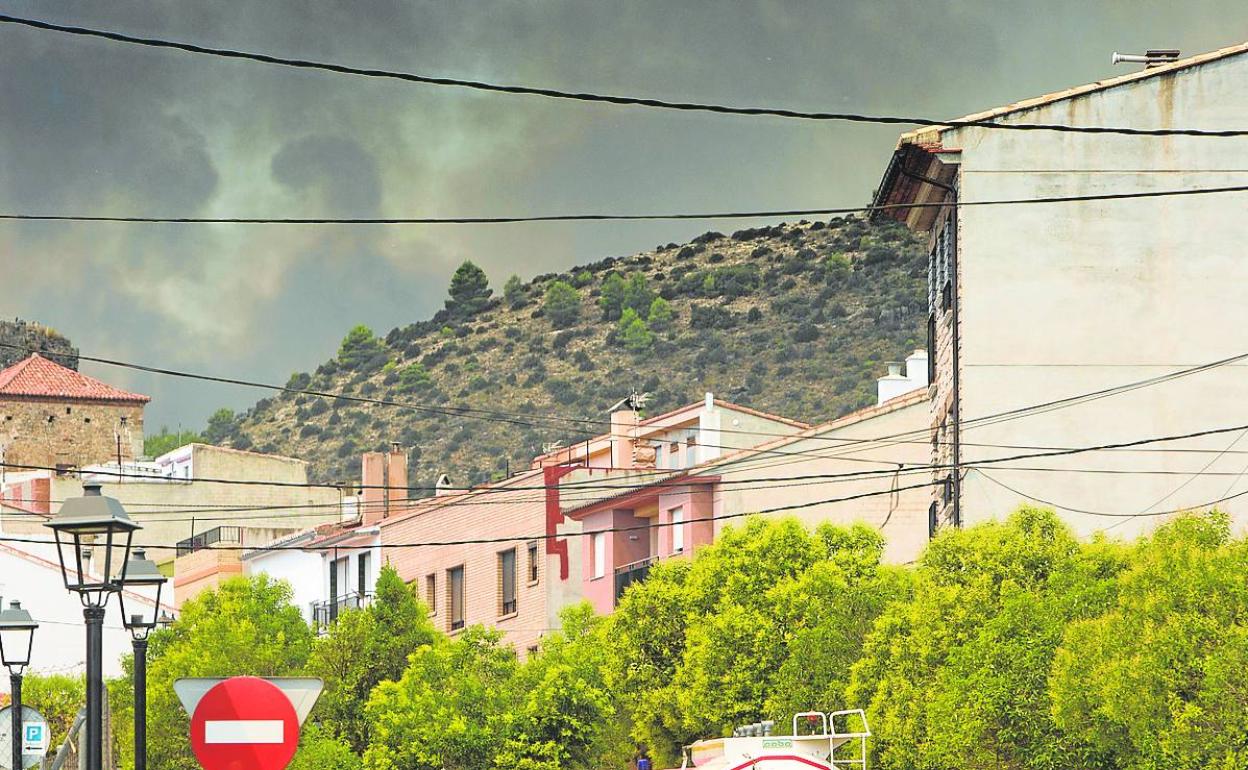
(872, 42), (1248, 538)
(559, 388), (930, 614)
(0, 353), (148, 473)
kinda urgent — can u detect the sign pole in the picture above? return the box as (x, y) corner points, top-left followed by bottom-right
(9, 672), (20, 770)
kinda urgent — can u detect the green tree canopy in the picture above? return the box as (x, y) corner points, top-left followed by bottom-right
(338, 325), (387, 371)
(621, 272), (655, 317)
(617, 308), (654, 352)
(203, 407), (237, 444)
(309, 566), (438, 752)
(446, 261), (493, 316)
(144, 426), (203, 457)
(504, 274), (525, 307)
(543, 281), (582, 328)
(647, 297), (674, 331)
(598, 273), (626, 320)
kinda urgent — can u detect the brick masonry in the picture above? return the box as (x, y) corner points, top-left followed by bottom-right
(0, 396), (145, 470)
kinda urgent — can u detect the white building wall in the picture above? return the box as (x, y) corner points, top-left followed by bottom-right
(242, 540), (322, 622)
(935, 52), (1248, 539)
(0, 543), (164, 691)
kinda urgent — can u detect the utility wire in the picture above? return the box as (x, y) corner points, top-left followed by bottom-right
(974, 468), (1248, 518)
(0, 478), (944, 551)
(1, 13), (1244, 137)
(4, 184), (1248, 225)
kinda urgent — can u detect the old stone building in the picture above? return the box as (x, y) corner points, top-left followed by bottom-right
(0, 353), (149, 473)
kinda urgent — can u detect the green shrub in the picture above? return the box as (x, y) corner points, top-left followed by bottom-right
(544, 281), (582, 328)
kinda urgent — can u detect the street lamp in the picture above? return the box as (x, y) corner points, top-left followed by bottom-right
(0, 600), (38, 770)
(118, 549), (167, 770)
(44, 484), (140, 770)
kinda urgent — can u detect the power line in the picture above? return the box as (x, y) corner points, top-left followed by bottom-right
(4, 183), (1248, 225)
(974, 468), (1248, 518)
(1, 13), (1244, 138)
(0, 478), (944, 551)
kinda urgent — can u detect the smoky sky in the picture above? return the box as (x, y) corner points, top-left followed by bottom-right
(1, 0), (1245, 430)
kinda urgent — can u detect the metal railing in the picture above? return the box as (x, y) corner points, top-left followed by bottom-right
(311, 591), (373, 631)
(613, 556), (655, 604)
(175, 526), (243, 557)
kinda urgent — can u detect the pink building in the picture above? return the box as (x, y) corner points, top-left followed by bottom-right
(375, 394), (809, 653)
(561, 388), (932, 614)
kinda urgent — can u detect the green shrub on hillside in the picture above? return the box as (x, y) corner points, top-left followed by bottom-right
(544, 280), (582, 328)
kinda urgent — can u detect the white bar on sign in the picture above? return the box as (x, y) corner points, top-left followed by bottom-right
(204, 720), (284, 744)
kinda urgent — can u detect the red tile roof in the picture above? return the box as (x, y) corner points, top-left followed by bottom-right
(0, 354), (150, 403)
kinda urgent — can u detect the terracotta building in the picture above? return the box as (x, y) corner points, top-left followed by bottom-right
(0, 353), (148, 473)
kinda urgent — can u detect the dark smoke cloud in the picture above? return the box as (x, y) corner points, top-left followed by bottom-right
(0, 0), (1244, 428)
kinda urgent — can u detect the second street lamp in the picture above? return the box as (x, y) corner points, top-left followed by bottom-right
(44, 483), (140, 770)
(118, 549), (168, 770)
(0, 599), (38, 770)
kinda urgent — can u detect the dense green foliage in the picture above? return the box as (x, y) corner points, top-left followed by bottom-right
(14, 674), (84, 752)
(231, 217), (927, 484)
(144, 426), (203, 457)
(446, 261), (493, 317)
(85, 509), (1248, 770)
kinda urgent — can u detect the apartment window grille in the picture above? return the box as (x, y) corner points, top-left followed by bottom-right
(425, 573), (437, 614)
(499, 548), (518, 616)
(527, 541), (540, 584)
(671, 507), (685, 553)
(448, 566), (465, 631)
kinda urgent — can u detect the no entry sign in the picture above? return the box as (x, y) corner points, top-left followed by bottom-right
(175, 677), (322, 770)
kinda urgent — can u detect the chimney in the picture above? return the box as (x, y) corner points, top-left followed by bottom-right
(386, 442), (408, 515)
(876, 360), (911, 405)
(435, 473), (454, 497)
(360, 452), (385, 525)
(905, 349), (929, 388)
(610, 403), (640, 469)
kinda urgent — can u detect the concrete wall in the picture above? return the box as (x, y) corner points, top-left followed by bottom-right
(928, 52), (1248, 539)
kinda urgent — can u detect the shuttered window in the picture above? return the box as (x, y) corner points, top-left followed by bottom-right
(499, 548), (517, 615)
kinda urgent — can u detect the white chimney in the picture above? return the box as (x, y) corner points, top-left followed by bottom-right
(905, 349), (929, 388)
(877, 351), (929, 405)
(435, 473), (454, 497)
(698, 392), (721, 464)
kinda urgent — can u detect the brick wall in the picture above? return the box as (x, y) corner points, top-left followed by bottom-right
(0, 397), (144, 470)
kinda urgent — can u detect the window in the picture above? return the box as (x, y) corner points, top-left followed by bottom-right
(670, 507), (685, 553)
(499, 548), (517, 616)
(668, 442), (679, 469)
(527, 541), (540, 584)
(684, 436), (697, 467)
(357, 552), (370, 596)
(425, 573), (437, 614)
(592, 532), (606, 579)
(448, 566), (465, 631)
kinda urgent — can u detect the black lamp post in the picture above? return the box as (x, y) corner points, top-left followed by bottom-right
(118, 549), (167, 770)
(44, 484), (140, 770)
(0, 599), (38, 770)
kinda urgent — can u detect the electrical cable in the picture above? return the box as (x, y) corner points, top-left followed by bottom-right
(0, 477), (945, 551)
(973, 467), (1248, 518)
(4, 184), (1248, 225)
(1, 13), (1244, 137)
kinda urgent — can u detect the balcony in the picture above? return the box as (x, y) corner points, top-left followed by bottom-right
(175, 526), (243, 557)
(311, 591), (373, 632)
(613, 556), (655, 604)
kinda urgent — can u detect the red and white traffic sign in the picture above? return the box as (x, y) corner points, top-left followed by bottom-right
(179, 677), (315, 770)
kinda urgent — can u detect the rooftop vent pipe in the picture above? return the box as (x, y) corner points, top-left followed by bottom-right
(1112, 49), (1180, 68)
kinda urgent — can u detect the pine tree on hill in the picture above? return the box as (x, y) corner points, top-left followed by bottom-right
(445, 261), (493, 317)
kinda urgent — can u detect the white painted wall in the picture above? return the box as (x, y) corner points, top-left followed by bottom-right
(936, 51), (1248, 539)
(242, 537), (322, 622)
(0, 543), (164, 691)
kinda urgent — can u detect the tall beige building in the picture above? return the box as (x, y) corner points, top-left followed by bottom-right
(873, 42), (1248, 537)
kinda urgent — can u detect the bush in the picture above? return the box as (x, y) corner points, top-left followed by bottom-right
(648, 297), (674, 331)
(618, 308), (654, 352)
(544, 280), (582, 328)
(599, 273), (625, 321)
(398, 362), (433, 391)
(747, 306), (763, 323)
(285, 371), (311, 391)
(689, 304), (738, 330)
(793, 322), (819, 342)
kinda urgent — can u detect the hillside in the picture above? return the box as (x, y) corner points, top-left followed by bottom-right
(226, 216), (928, 486)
